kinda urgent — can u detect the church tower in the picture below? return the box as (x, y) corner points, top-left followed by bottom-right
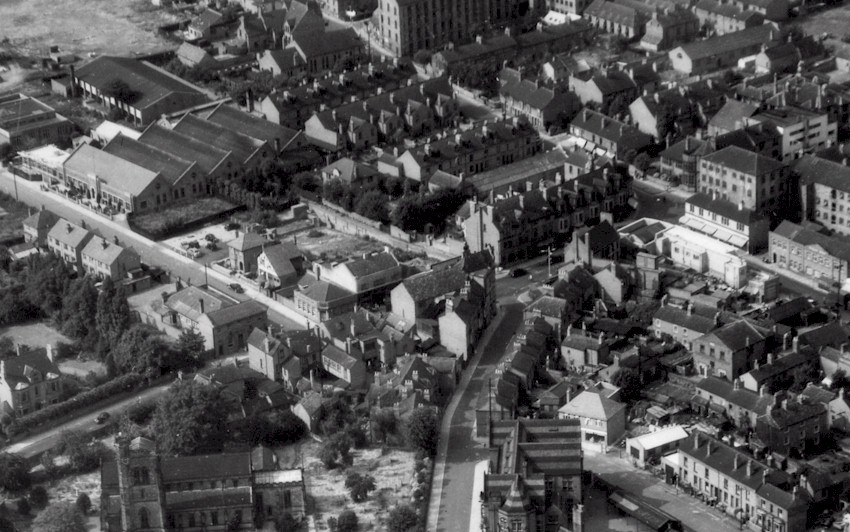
(115, 436), (167, 532)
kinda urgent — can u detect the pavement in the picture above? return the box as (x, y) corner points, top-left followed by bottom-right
(0, 169), (305, 330)
(585, 451), (746, 532)
(468, 460), (488, 532)
(427, 303), (525, 532)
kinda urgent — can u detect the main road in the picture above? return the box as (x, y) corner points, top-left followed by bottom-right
(428, 302), (525, 532)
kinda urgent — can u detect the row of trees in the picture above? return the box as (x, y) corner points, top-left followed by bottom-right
(391, 188), (467, 234)
(322, 175), (407, 225)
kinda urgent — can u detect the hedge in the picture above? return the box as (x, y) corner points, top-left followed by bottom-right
(7, 373), (145, 436)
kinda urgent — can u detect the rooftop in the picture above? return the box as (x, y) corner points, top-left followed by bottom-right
(700, 145), (786, 176)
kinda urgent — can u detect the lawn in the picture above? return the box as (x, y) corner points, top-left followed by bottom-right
(278, 441), (418, 531)
(130, 197), (239, 239)
(0, 321), (73, 350)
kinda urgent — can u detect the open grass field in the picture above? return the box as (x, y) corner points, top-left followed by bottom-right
(0, 0), (181, 58)
(130, 197), (238, 238)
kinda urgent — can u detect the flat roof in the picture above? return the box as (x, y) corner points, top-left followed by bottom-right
(19, 145), (70, 167)
(627, 425), (689, 451)
(660, 224), (740, 255)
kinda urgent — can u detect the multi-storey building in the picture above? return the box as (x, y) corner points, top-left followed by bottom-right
(659, 136), (715, 190)
(395, 118), (541, 181)
(377, 0), (545, 57)
(80, 235), (141, 280)
(101, 436), (307, 532)
(680, 192), (770, 253)
(549, 0), (593, 14)
(0, 345), (63, 416)
(769, 220), (850, 285)
(747, 106), (837, 162)
(482, 419), (583, 532)
(696, 145), (790, 219)
(692, 319), (769, 380)
(47, 219), (93, 271)
(678, 432), (807, 532)
(0, 93), (74, 150)
(692, 0), (764, 35)
(498, 68), (581, 133)
(468, 149), (570, 200)
(652, 302), (719, 350)
(569, 108), (653, 160)
(22, 209), (60, 249)
(639, 7), (700, 51)
(714, 122), (783, 160)
(756, 395), (829, 457)
(797, 155), (850, 236)
(628, 87), (701, 141)
(668, 24), (781, 75)
(569, 70), (638, 113)
(582, 0), (648, 39)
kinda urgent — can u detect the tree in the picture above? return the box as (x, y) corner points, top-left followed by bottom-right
(95, 278), (131, 363)
(111, 324), (167, 378)
(59, 431), (106, 473)
(355, 189), (390, 223)
(40, 450), (61, 481)
(337, 510), (358, 532)
(345, 424), (368, 449)
(276, 511), (299, 532)
(413, 50), (432, 65)
(832, 369), (850, 391)
(265, 410), (307, 443)
(405, 408), (439, 456)
(30, 502), (86, 532)
(345, 472), (376, 502)
(633, 152), (652, 173)
(612, 368), (642, 403)
(373, 409), (398, 443)
(0, 516), (14, 532)
(28, 486), (48, 508)
(177, 327), (207, 361)
(0, 453), (31, 492)
(387, 504), (418, 532)
(151, 381), (231, 456)
(75, 492), (91, 515)
(15, 499), (29, 516)
(58, 278), (99, 348)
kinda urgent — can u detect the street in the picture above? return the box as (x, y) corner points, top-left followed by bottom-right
(0, 169), (302, 329)
(429, 303), (525, 532)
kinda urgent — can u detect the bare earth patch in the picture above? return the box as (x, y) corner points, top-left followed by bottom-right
(0, 0), (181, 57)
(0, 321), (73, 349)
(293, 227), (391, 263)
(283, 441), (417, 531)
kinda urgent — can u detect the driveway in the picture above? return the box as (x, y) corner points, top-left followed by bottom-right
(428, 303), (525, 532)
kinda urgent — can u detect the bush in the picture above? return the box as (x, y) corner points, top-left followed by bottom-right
(126, 402), (156, 425)
(7, 373), (144, 435)
(307, 229), (324, 238)
(76, 492), (91, 515)
(16, 498), (29, 516)
(337, 510), (358, 532)
(29, 486), (47, 508)
(0, 453), (31, 492)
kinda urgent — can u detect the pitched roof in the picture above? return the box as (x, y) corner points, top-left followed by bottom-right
(525, 295), (567, 318)
(260, 242), (302, 277)
(570, 108), (653, 150)
(703, 320), (767, 351)
(745, 351), (809, 384)
(321, 344), (359, 369)
(686, 193), (766, 225)
(798, 321), (850, 350)
(172, 113), (265, 164)
(794, 155), (850, 194)
(1, 348), (62, 388)
(341, 252), (398, 278)
(584, 0), (645, 27)
(206, 300), (266, 327)
(697, 376), (773, 414)
(399, 267), (466, 302)
(701, 145), (786, 176)
(47, 219), (91, 248)
(291, 27), (362, 59)
(680, 431), (789, 492)
(468, 149), (570, 195)
(774, 220), (850, 264)
(653, 305), (717, 333)
(675, 24), (779, 61)
(23, 209), (60, 232)
(709, 100), (761, 133)
(201, 103), (300, 151)
(165, 286), (226, 322)
(161, 452), (252, 482)
(297, 275), (355, 302)
(102, 134), (194, 186)
(63, 144), (161, 197)
(559, 390), (625, 420)
(499, 69), (577, 112)
(74, 56), (206, 110)
(227, 232), (266, 252)
(137, 124), (231, 175)
(660, 136), (715, 162)
(81, 235), (136, 266)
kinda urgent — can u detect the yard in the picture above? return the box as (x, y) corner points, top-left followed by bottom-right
(0, 321), (72, 350)
(130, 197), (239, 240)
(0, 191), (37, 245)
(277, 441), (418, 531)
(292, 227), (392, 263)
(0, 0), (182, 58)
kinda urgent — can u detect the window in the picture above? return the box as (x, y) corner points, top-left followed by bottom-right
(139, 508), (150, 528)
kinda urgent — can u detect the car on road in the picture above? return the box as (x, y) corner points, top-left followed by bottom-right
(95, 412), (110, 424)
(510, 268), (528, 278)
(229, 283), (244, 293)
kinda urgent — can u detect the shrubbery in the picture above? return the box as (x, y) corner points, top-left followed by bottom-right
(6, 373), (144, 436)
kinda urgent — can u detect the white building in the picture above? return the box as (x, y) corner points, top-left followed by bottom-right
(652, 225), (748, 288)
(626, 425), (689, 467)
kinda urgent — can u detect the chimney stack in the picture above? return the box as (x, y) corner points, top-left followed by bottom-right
(747, 459), (753, 476)
(199, 298), (205, 315)
(46, 344), (54, 363)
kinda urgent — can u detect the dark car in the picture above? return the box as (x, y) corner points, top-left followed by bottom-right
(229, 283), (244, 294)
(95, 412), (111, 424)
(224, 222), (240, 231)
(204, 233), (218, 243)
(510, 268), (528, 278)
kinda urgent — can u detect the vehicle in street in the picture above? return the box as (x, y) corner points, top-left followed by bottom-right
(229, 283), (244, 293)
(510, 268), (528, 278)
(95, 412), (110, 424)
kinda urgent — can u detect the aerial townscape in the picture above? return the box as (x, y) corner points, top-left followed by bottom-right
(6, 0), (850, 531)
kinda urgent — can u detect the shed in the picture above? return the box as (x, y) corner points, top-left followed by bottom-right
(625, 425), (689, 467)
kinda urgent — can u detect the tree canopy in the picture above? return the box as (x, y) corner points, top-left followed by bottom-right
(151, 381), (232, 456)
(177, 328), (207, 361)
(405, 408), (439, 456)
(30, 502), (87, 532)
(387, 505), (419, 532)
(345, 472), (376, 502)
(0, 453), (31, 492)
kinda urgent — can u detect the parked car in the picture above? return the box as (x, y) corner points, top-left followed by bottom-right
(95, 412), (110, 424)
(188, 248), (203, 259)
(224, 222), (240, 231)
(183, 240), (200, 249)
(510, 268), (528, 278)
(204, 233), (218, 243)
(205, 242), (218, 251)
(229, 283), (244, 293)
